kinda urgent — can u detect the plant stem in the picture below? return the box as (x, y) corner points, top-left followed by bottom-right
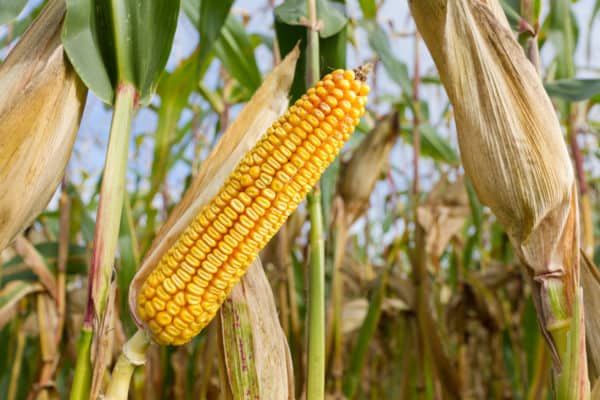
(307, 188), (326, 399)
(305, 0), (326, 398)
(104, 330), (151, 400)
(70, 328), (93, 400)
(71, 83), (136, 398)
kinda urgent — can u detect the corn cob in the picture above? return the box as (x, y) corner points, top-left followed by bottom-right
(136, 68), (369, 345)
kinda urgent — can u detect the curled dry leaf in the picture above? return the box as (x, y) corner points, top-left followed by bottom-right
(0, 0), (87, 252)
(337, 113), (399, 226)
(410, 0), (581, 371)
(416, 175), (469, 265)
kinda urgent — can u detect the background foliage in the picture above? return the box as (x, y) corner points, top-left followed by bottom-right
(1, 0), (600, 398)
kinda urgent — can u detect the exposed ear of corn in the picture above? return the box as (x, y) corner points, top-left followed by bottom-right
(132, 67), (368, 345)
(409, 0), (588, 395)
(0, 0), (87, 252)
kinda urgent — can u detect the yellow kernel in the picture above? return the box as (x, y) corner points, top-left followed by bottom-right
(156, 311), (172, 327)
(158, 331), (174, 344)
(259, 173), (273, 186)
(163, 278), (177, 295)
(263, 188), (276, 200)
(308, 135), (321, 147)
(188, 303), (204, 318)
(186, 292), (203, 305)
(202, 259), (218, 274)
(155, 286), (170, 301)
(261, 163), (275, 176)
(289, 132), (302, 145)
(273, 150), (287, 165)
(181, 233), (195, 248)
(249, 165), (260, 178)
(246, 207), (260, 221)
(174, 292), (186, 307)
(297, 148), (311, 161)
(360, 84), (370, 96)
(137, 305), (147, 320)
(187, 282), (205, 296)
(325, 96), (338, 108)
(240, 174), (253, 187)
(332, 88), (344, 99)
(193, 275), (209, 288)
(293, 126), (307, 139)
(173, 318), (187, 331)
(213, 220), (227, 234)
(180, 309), (194, 323)
(240, 215), (254, 229)
(198, 213), (210, 227)
(283, 139), (296, 151)
(319, 102), (331, 114)
(201, 233), (216, 248)
(246, 186), (260, 197)
(256, 196), (270, 209)
(188, 246), (203, 261)
(142, 286), (156, 298)
(289, 113), (301, 125)
(218, 213), (233, 228)
(212, 249), (227, 263)
(145, 302), (157, 318)
(267, 157), (281, 171)
(231, 198), (245, 213)
(272, 178), (284, 191)
(338, 78), (351, 90)
(166, 301), (180, 316)
(224, 235), (238, 249)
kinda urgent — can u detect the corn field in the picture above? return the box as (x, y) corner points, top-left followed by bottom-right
(1, 0), (600, 399)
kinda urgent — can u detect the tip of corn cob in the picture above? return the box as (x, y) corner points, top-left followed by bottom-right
(135, 67), (370, 345)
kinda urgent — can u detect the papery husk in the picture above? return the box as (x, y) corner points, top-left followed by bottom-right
(0, 0), (87, 252)
(416, 175), (469, 266)
(337, 112), (399, 226)
(219, 259), (294, 399)
(128, 46), (300, 322)
(409, 0), (582, 375)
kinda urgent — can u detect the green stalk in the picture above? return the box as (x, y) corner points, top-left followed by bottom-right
(70, 328), (93, 400)
(547, 283), (589, 399)
(71, 83), (136, 399)
(307, 188), (326, 399)
(305, 0), (326, 398)
(104, 330), (151, 400)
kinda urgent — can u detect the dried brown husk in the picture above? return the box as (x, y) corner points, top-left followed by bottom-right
(219, 259), (294, 399)
(0, 0), (87, 252)
(409, 0), (580, 366)
(416, 175), (469, 265)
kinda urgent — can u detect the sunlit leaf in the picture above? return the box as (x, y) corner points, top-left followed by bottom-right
(545, 79), (600, 102)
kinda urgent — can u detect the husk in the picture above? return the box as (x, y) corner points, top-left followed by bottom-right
(581, 252), (600, 381)
(128, 46), (300, 328)
(410, 0), (581, 371)
(0, 0), (87, 252)
(219, 259), (294, 399)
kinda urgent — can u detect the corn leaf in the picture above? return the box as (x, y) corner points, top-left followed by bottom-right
(0, 0), (28, 25)
(274, 0), (347, 38)
(544, 78), (600, 102)
(62, 0), (180, 104)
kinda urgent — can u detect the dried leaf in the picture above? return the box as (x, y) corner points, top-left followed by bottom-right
(0, 281), (43, 329)
(416, 175), (469, 262)
(341, 298), (368, 335)
(0, 0), (86, 252)
(337, 113), (399, 225)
